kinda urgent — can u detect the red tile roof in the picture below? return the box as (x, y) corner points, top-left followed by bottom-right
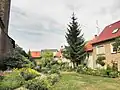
(31, 51), (41, 58)
(55, 49), (63, 58)
(93, 20), (120, 44)
(85, 40), (93, 52)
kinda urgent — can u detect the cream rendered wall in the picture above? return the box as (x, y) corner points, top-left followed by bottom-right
(92, 40), (120, 71)
(87, 52), (94, 69)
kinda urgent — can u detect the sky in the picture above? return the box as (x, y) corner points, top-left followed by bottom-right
(9, 0), (120, 52)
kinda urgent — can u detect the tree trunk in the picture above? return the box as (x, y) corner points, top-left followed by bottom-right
(73, 62), (76, 69)
(76, 62), (79, 67)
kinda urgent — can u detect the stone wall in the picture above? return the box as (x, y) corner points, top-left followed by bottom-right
(0, 0), (15, 56)
(0, 22), (15, 56)
(0, 0), (11, 33)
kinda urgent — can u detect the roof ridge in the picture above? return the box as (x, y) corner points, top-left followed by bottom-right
(107, 20), (120, 27)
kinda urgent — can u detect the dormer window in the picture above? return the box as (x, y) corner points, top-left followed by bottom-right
(112, 28), (119, 34)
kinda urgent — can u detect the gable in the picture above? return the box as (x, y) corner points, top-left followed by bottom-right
(93, 21), (120, 44)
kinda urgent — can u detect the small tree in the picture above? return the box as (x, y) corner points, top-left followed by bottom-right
(2, 47), (35, 69)
(64, 13), (87, 68)
(40, 51), (54, 67)
(113, 37), (120, 52)
(3, 50), (27, 69)
(15, 44), (29, 58)
(96, 56), (106, 66)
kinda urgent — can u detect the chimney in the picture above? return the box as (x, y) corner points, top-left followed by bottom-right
(94, 35), (97, 38)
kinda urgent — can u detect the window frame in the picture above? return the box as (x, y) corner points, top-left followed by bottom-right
(96, 45), (105, 55)
(110, 43), (117, 54)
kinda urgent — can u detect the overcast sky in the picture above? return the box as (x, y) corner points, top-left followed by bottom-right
(9, 0), (120, 51)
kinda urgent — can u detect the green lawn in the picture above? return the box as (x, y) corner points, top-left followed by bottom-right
(51, 72), (120, 90)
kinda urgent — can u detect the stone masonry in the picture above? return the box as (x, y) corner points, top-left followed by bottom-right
(0, 0), (11, 32)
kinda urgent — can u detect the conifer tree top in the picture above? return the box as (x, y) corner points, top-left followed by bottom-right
(64, 13), (87, 66)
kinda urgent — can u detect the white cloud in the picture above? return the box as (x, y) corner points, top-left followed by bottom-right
(9, 0), (120, 51)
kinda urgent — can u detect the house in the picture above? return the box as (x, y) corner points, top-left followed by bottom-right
(41, 49), (58, 58)
(0, 0), (15, 57)
(86, 20), (120, 70)
(30, 51), (41, 59)
(85, 39), (94, 69)
(54, 47), (63, 60)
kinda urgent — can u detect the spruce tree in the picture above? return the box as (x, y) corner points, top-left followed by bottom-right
(65, 13), (87, 68)
(28, 49), (32, 60)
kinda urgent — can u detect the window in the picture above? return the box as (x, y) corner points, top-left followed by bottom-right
(117, 46), (120, 53)
(96, 45), (105, 54)
(112, 28), (119, 34)
(110, 43), (117, 53)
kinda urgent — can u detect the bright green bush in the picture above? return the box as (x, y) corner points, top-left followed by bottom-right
(0, 71), (25, 90)
(0, 68), (40, 90)
(17, 68), (40, 80)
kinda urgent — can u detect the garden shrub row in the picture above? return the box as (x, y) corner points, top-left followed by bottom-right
(76, 65), (120, 78)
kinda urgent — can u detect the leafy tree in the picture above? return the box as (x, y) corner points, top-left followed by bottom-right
(41, 51), (53, 60)
(40, 51), (54, 67)
(15, 44), (29, 58)
(64, 13), (87, 68)
(28, 49), (32, 58)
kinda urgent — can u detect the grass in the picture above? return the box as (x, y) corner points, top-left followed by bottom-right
(51, 72), (120, 90)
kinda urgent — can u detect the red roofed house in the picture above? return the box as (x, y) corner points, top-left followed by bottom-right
(86, 20), (120, 70)
(54, 49), (63, 60)
(85, 40), (94, 68)
(31, 51), (41, 58)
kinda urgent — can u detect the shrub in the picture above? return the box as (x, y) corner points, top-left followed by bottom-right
(60, 62), (71, 71)
(3, 50), (25, 69)
(41, 67), (49, 74)
(24, 78), (48, 90)
(0, 70), (25, 90)
(34, 65), (41, 72)
(2, 49), (35, 70)
(0, 76), (4, 81)
(22, 57), (35, 68)
(38, 73), (60, 89)
(47, 74), (60, 85)
(14, 87), (28, 90)
(0, 68), (41, 90)
(49, 69), (60, 75)
(96, 56), (106, 66)
(76, 65), (87, 74)
(109, 71), (118, 78)
(48, 64), (60, 74)
(112, 62), (118, 71)
(76, 64), (119, 78)
(18, 68), (40, 80)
